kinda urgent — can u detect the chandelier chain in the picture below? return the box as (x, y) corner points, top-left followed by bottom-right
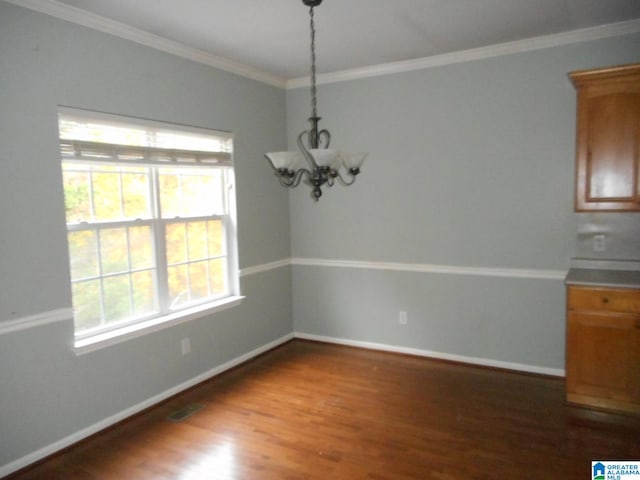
(309, 6), (318, 119)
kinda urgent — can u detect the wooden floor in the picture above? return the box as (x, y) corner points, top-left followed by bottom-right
(8, 340), (640, 479)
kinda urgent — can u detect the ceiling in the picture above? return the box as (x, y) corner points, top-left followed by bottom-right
(22, 0), (640, 81)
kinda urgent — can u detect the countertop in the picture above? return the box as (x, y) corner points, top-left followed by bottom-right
(565, 258), (640, 289)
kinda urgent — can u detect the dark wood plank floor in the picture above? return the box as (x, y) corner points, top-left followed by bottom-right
(8, 340), (640, 479)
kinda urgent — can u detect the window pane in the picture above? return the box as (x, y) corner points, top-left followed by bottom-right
(187, 221), (207, 260)
(166, 223), (187, 265)
(207, 219), (223, 257)
(72, 280), (102, 331)
(168, 264), (188, 308)
(159, 168), (223, 218)
(158, 173), (179, 218)
(103, 274), (131, 323)
(63, 168), (91, 223)
(122, 170), (150, 218)
(92, 170), (122, 221)
(209, 258), (227, 295)
(189, 261), (209, 301)
(132, 270), (156, 316)
(181, 175), (209, 215)
(68, 230), (98, 279)
(129, 226), (154, 269)
(100, 228), (129, 274)
(165, 219), (227, 309)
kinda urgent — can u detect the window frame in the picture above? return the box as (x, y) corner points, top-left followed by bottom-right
(58, 108), (242, 354)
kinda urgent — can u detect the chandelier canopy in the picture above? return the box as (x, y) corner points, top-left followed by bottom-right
(265, 0), (367, 201)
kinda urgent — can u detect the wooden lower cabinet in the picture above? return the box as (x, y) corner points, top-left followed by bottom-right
(566, 286), (640, 414)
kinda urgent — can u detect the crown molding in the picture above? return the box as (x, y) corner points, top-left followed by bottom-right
(4, 0), (287, 89)
(287, 18), (640, 89)
(5, 1), (640, 96)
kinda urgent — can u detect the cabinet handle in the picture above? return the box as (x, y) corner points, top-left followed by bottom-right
(601, 297), (609, 304)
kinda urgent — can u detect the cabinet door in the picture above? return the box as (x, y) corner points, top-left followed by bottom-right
(585, 92), (640, 203)
(566, 311), (640, 411)
(571, 63), (640, 211)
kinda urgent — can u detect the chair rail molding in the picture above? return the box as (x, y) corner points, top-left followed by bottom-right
(290, 257), (566, 280)
(0, 308), (72, 336)
(1, 257), (565, 337)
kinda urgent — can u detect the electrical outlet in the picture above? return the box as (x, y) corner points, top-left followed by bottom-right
(398, 311), (408, 326)
(593, 234), (606, 252)
(181, 337), (191, 355)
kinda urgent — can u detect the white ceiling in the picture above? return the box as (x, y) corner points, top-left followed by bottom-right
(19, 0), (640, 81)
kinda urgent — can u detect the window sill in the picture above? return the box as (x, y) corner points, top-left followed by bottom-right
(74, 296), (244, 355)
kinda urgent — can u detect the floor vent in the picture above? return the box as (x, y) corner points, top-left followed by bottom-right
(167, 403), (205, 422)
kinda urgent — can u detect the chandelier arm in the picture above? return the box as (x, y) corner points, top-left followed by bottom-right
(291, 168), (311, 188)
(317, 128), (331, 148)
(278, 175), (294, 188)
(336, 170), (359, 187)
(278, 167), (311, 188)
(297, 130), (320, 169)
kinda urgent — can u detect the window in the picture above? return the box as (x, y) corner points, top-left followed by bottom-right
(58, 108), (240, 348)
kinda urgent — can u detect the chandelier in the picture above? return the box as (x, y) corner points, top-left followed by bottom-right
(265, 0), (367, 201)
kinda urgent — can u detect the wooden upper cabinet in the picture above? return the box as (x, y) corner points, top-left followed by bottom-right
(570, 63), (640, 211)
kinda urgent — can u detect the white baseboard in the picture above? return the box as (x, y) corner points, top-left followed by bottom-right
(0, 333), (294, 479)
(294, 332), (565, 378)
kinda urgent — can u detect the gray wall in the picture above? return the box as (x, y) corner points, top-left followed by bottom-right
(287, 33), (640, 370)
(0, 3), (291, 470)
(2, 0), (640, 472)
